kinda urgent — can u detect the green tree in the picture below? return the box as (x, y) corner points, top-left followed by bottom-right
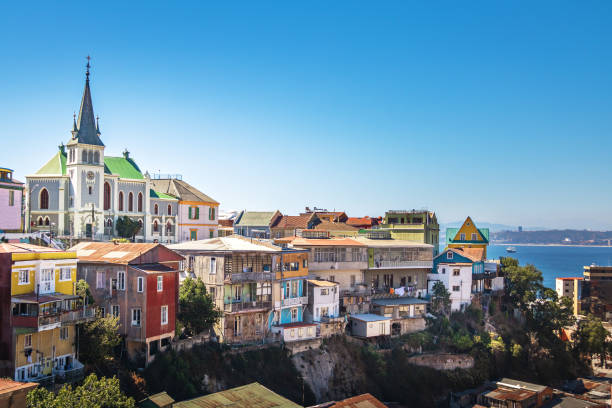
(430, 281), (451, 317)
(80, 315), (122, 367)
(115, 216), (141, 240)
(505, 263), (545, 311)
(574, 315), (610, 367)
(76, 278), (94, 306)
(27, 373), (135, 408)
(178, 277), (222, 336)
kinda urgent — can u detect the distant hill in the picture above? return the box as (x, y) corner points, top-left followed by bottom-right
(492, 229), (612, 245)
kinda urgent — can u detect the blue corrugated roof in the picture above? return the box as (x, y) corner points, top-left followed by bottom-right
(350, 313), (392, 322)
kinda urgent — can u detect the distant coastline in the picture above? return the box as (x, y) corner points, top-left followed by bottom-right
(491, 242), (612, 248)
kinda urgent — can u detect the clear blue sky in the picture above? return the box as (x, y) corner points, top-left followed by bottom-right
(1, 1), (611, 229)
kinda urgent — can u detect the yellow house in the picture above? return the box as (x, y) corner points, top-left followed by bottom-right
(445, 217), (489, 258)
(1, 243), (94, 385)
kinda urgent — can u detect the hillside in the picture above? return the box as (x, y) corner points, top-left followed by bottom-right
(492, 229), (612, 245)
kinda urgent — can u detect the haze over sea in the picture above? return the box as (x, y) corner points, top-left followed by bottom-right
(487, 244), (612, 289)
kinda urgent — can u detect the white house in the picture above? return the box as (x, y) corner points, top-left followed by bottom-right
(349, 314), (391, 338)
(304, 279), (340, 323)
(270, 322), (318, 342)
(428, 263), (472, 312)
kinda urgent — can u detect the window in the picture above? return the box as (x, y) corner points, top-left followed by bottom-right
(94, 151), (100, 164)
(234, 285), (242, 301)
(161, 305), (168, 325)
(157, 276), (163, 291)
(118, 191), (124, 211)
(209, 207), (215, 220)
(37, 217), (43, 226)
(59, 267), (71, 281)
(18, 270), (29, 284)
(329, 275), (335, 283)
(189, 206), (199, 219)
(447, 252), (453, 260)
(153, 220), (158, 232)
(88, 150), (93, 163)
(154, 204), (158, 215)
(441, 268), (446, 274)
(234, 316), (241, 335)
(321, 306), (329, 317)
(460, 233), (466, 240)
(60, 327), (69, 340)
(99, 307), (105, 317)
(210, 258), (216, 274)
(471, 233), (478, 240)
(112, 305), (120, 318)
(452, 285), (460, 292)
(453, 269), (460, 276)
(128, 192), (133, 212)
(209, 230), (214, 238)
(167, 204), (172, 216)
(190, 230), (197, 240)
(82, 150), (87, 163)
(88, 186), (92, 195)
(39, 188), (49, 209)
(166, 221), (172, 234)
(44, 217), (50, 226)
(24, 334), (32, 349)
(104, 182), (111, 210)
(9, 190), (14, 206)
(137, 277), (144, 292)
(137, 192), (143, 212)
(350, 275), (356, 287)
(132, 308), (141, 326)
(291, 280), (298, 297)
(117, 271), (125, 291)
(96, 272), (105, 289)
(40, 269), (53, 292)
(291, 308), (298, 322)
(321, 288), (329, 296)
(303, 259), (308, 268)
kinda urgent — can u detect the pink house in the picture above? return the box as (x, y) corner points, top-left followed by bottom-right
(0, 167), (24, 232)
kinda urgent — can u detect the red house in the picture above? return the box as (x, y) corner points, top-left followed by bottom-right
(71, 242), (183, 365)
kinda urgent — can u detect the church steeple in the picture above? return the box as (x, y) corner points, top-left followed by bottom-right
(69, 56), (104, 146)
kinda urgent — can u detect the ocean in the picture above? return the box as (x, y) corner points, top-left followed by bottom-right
(487, 244), (612, 289)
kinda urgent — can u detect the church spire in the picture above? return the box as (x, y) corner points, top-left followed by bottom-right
(71, 56), (104, 146)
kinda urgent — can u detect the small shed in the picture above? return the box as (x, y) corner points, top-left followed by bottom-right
(349, 314), (391, 338)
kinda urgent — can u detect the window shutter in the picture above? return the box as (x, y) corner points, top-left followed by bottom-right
(195, 207), (199, 219)
(188, 207), (192, 219)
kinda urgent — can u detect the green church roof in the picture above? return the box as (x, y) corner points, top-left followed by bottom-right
(104, 156), (144, 179)
(150, 189), (177, 200)
(36, 151), (67, 175)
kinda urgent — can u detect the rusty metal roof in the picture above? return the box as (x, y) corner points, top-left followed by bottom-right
(70, 242), (181, 264)
(173, 382), (301, 408)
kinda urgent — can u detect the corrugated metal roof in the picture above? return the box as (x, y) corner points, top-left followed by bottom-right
(104, 156), (144, 179)
(169, 236), (282, 252)
(372, 297), (429, 306)
(307, 279), (338, 287)
(291, 238), (364, 247)
(350, 314), (392, 322)
(35, 150), (67, 175)
(150, 179), (218, 204)
(150, 189), (178, 200)
(69, 242), (180, 264)
(353, 237), (433, 248)
(0, 243), (64, 254)
(326, 393), (388, 408)
(235, 211), (280, 227)
(173, 382), (301, 408)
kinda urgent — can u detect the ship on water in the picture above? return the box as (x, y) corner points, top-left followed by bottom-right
(506, 246), (517, 253)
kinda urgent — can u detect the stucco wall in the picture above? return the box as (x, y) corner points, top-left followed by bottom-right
(0, 187), (23, 231)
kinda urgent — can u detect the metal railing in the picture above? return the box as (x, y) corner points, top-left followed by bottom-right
(60, 308), (96, 325)
(223, 301), (272, 313)
(281, 296), (308, 307)
(225, 271), (275, 283)
(370, 260), (433, 269)
(55, 360), (85, 383)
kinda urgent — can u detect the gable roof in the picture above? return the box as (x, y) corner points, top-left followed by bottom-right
(307, 279), (339, 287)
(313, 221), (359, 232)
(104, 156), (144, 179)
(435, 247), (484, 263)
(272, 214), (316, 229)
(346, 217), (379, 227)
(172, 382), (301, 408)
(150, 179), (218, 204)
(323, 393), (388, 408)
(169, 235), (282, 252)
(69, 242), (182, 264)
(150, 189), (178, 200)
(446, 217), (489, 244)
(35, 150), (67, 175)
(234, 211), (281, 227)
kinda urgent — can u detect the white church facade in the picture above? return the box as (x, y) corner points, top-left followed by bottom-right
(25, 62), (219, 243)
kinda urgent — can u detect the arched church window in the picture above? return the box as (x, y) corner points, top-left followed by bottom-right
(94, 151), (100, 164)
(37, 217), (43, 226)
(118, 191), (124, 211)
(154, 204), (158, 215)
(82, 150), (87, 163)
(128, 192), (134, 212)
(137, 192), (143, 212)
(167, 204), (172, 216)
(39, 188), (49, 209)
(88, 186), (92, 195)
(88, 151), (93, 163)
(44, 217), (50, 226)
(153, 220), (158, 232)
(104, 182), (111, 210)
(166, 221), (172, 234)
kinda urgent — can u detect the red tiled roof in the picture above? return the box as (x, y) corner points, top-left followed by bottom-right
(447, 247), (485, 262)
(313, 221), (359, 232)
(273, 214), (314, 229)
(218, 219), (234, 227)
(346, 217), (379, 227)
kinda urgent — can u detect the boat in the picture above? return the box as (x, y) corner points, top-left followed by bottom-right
(506, 246), (517, 253)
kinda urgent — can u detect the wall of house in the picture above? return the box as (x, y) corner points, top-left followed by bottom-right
(223, 311), (267, 344)
(428, 264), (472, 311)
(365, 268), (428, 294)
(0, 252), (12, 377)
(0, 187), (23, 231)
(351, 318), (390, 337)
(308, 269), (364, 292)
(14, 327), (75, 372)
(145, 272), (177, 339)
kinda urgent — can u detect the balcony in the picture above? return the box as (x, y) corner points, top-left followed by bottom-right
(55, 360), (85, 383)
(223, 300), (272, 313)
(369, 260), (433, 269)
(225, 271), (274, 283)
(60, 308), (96, 325)
(281, 296), (308, 307)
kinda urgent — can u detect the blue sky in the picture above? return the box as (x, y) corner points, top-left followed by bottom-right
(1, 1), (611, 229)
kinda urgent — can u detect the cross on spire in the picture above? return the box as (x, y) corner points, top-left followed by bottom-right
(86, 55), (91, 81)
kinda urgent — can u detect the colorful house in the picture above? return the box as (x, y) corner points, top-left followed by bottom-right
(72, 242), (183, 366)
(445, 216), (489, 258)
(0, 168), (24, 233)
(270, 213), (320, 238)
(0, 243), (94, 384)
(233, 210), (282, 239)
(369, 210), (440, 255)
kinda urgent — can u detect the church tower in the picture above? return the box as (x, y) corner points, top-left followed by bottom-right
(66, 57), (105, 238)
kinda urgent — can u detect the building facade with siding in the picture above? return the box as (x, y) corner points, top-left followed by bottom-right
(0, 168), (24, 233)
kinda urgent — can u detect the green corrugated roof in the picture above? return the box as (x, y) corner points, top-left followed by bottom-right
(36, 151), (67, 175)
(446, 227), (489, 244)
(104, 156), (144, 179)
(235, 211), (278, 227)
(138, 392), (174, 408)
(150, 189), (177, 200)
(173, 383), (301, 408)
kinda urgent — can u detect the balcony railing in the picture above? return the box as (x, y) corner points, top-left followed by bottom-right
(60, 308), (96, 325)
(55, 360), (85, 383)
(281, 296), (308, 307)
(225, 271), (275, 283)
(223, 301), (272, 313)
(370, 260), (433, 269)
